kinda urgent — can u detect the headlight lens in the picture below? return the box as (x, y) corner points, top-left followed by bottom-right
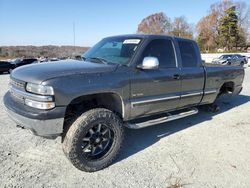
(26, 83), (54, 95)
(25, 99), (55, 110)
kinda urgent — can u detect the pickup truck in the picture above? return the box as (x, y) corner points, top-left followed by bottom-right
(4, 35), (244, 172)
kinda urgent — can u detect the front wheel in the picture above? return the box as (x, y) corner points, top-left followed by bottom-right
(62, 108), (124, 172)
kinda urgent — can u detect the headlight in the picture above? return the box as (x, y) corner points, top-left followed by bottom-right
(26, 83), (54, 95)
(25, 99), (55, 110)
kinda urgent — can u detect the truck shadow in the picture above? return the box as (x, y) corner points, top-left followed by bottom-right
(116, 94), (250, 163)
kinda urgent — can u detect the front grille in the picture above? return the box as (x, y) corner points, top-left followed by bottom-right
(9, 78), (26, 102)
(10, 78), (25, 89)
(10, 87), (25, 102)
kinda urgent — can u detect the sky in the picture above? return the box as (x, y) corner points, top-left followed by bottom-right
(0, 0), (229, 47)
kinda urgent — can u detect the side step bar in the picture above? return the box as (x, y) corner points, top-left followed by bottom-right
(126, 107), (199, 129)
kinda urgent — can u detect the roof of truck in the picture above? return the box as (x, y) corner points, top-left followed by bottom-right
(105, 34), (195, 42)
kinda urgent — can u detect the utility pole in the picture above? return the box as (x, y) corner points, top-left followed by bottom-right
(73, 22), (76, 55)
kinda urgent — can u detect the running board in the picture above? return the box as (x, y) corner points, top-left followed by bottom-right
(126, 107), (198, 129)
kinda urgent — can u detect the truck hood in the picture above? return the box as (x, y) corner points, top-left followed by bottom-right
(11, 59), (117, 84)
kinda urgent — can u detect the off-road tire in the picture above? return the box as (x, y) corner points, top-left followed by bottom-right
(62, 108), (124, 172)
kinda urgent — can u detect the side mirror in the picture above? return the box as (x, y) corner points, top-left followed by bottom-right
(138, 57), (159, 70)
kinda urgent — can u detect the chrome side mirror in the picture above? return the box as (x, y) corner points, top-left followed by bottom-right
(138, 57), (159, 70)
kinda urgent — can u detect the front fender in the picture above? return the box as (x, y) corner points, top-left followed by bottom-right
(42, 69), (132, 120)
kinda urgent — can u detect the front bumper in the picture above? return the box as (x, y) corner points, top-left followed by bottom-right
(4, 92), (66, 138)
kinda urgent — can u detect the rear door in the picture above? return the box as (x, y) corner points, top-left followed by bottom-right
(130, 38), (181, 118)
(176, 39), (205, 108)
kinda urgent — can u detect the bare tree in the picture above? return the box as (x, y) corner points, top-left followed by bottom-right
(137, 12), (171, 34)
(196, 10), (219, 51)
(236, 1), (249, 27)
(210, 0), (232, 17)
(196, 0), (250, 52)
(170, 16), (193, 39)
(235, 1), (250, 43)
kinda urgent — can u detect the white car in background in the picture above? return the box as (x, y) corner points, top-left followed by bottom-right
(212, 54), (247, 66)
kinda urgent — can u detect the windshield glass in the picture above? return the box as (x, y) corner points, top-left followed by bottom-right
(11, 59), (21, 64)
(82, 37), (142, 65)
(220, 55), (232, 59)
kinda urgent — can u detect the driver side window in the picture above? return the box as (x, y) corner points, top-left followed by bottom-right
(142, 39), (176, 68)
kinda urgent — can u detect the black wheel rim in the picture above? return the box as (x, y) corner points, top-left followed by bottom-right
(81, 123), (114, 160)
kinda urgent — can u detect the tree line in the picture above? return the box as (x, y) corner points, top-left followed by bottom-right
(0, 46), (89, 59)
(137, 0), (249, 53)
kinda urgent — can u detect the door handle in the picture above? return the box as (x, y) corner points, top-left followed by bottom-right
(173, 74), (180, 80)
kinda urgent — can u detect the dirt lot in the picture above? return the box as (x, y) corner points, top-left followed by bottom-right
(0, 68), (250, 188)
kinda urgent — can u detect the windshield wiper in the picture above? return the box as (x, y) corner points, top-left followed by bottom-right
(87, 57), (112, 65)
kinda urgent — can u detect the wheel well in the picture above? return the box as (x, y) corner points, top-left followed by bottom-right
(219, 82), (235, 95)
(63, 93), (124, 136)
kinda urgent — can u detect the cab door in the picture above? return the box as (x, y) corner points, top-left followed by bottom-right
(176, 39), (205, 108)
(130, 38), (181, 118)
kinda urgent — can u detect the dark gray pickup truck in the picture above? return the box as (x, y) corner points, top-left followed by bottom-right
(4, 35), (244, 172)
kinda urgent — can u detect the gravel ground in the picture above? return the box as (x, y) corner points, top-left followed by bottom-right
(0, 68), (250, 188)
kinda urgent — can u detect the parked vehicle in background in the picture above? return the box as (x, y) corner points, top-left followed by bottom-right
(40, 58), (60, 63)
(241, 55), (249, 64)
(212, 54), (246, 66)
(49, 58), (60, 62)
(74, 55), (83, 61)
(0, 61), (13, 74)
(10, 58), (38, 72)
(4, 35), (244, 172)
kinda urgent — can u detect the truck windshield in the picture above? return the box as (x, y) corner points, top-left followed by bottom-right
(82, 37), (142, 65)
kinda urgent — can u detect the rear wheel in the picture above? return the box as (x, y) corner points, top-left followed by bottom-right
(62, 108), (124, 172)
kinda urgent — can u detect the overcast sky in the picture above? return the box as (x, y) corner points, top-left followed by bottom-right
(0, 0), (226, 46)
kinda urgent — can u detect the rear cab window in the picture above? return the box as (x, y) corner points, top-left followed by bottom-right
(177, 40), (200, 68)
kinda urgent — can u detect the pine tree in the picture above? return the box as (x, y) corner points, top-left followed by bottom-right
(218, 6), (239, 51)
